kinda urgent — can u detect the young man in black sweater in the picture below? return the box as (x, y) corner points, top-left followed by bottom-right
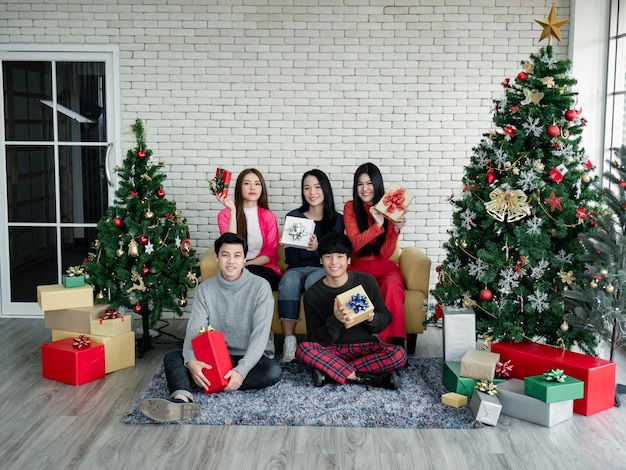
(295, 232), (407, 389)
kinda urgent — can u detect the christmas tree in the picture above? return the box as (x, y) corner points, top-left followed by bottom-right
(83, 119), (199, 329)
(563, 146), (626, 358)
(431, 8), (603, 352)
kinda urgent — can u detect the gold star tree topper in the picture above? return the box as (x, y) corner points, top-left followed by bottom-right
(535, 4), (570, 45)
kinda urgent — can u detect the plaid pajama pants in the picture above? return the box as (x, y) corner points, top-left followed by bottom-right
(295, 341), (407, 384)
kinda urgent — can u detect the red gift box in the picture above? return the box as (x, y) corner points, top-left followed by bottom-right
(491, 341), (616, 416)
(191, 329), (233, 394)
(210, 168), (232, 197)
(41, 338), (105, 386)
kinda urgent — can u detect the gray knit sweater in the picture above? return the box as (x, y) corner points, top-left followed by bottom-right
(182, 268), (274, 379)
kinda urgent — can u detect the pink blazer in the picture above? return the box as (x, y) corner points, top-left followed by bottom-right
(217, 206), (282, 276)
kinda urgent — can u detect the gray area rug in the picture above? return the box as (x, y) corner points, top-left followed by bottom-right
(123, 357), (482, 428)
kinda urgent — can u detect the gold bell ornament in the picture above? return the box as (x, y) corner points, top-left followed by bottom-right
(128, 238), (139, 257)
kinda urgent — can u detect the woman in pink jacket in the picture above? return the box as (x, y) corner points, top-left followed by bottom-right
(216, 168), (281, 290)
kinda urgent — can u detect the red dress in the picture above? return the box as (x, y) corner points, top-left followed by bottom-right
(343, 200), (406, 342)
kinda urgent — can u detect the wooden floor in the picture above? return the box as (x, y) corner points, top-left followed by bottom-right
(1, 317), (625, 470)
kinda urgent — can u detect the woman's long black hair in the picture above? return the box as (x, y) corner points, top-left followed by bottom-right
(352, 162), (387, 257)
(297, 169), (338, 236)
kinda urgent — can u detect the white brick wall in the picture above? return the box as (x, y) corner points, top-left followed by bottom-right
(1, 0), (573, 315)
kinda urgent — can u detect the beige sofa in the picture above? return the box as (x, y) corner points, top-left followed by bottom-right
(199, 242), (431, 354)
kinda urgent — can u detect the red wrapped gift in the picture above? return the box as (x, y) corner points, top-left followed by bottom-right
(210, 168), (232, 197)
(191, 326), (233, 394)
(491, 341), (616, 416)
(41, 338), (105, 386)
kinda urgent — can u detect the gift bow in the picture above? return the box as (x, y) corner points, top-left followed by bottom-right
(198, 325), (215, 335)
(346, 293), (369, 314)
(382, 188), (406, 214)
(73, 335), (91, 349)
(543, 369), (567, 383)
(495, 359), (513, 379)
(210, 169), (229, 194)
(287, 222), (307, 241)
(66, 265), (85, 277)
(475, 379), (499, 396)
(101, 309), (122, 320)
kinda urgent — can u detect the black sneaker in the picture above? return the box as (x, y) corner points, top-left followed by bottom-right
(311, 368), (326, 387)
(355, 371), (399, 390)
(139, 398), (201, 422)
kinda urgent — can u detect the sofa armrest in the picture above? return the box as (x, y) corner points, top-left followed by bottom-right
(200, 246), (219, 281)
(399, 246), (431, 295)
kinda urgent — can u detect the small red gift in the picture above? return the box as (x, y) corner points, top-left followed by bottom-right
(374, 183), (414, 222)
(210, 168), (232, 197)
(41, 337), (105, 386)
(191, 326), (233, 394)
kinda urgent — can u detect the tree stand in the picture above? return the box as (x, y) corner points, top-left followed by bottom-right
(136, 306), (184, 358)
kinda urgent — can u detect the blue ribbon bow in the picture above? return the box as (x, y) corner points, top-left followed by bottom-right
(347, 293), (369, 314)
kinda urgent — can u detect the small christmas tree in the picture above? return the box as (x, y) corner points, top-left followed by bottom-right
(563, 146), (626, 358)
(431, 8), (603, 352)
(84, 119), (199, 329)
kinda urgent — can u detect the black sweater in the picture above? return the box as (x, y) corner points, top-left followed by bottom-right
(303, 271), (391, 346)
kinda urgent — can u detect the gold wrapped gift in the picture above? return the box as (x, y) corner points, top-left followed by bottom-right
(336, 285), (374, 329)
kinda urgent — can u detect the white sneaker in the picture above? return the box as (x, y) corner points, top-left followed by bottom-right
(282, 335), (297, 363)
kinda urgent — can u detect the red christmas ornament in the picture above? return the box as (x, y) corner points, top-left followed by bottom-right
(549, 168), (564, 183)
(564, 109), (577, 121)
(133, 303), (142, 314)
(517, 71), (528, 81)
(137, 148), (146, 159)
(138, 234), (148, 245)
(435, 303), (444, 320)
(113, 217), (123, 229)
(486, 169), (496, 185)
(142, 265), (150, 276)
(619, 181), (626, 188)
(479, 288), (493, 302)
(547, 125), (560, 138)
(157, 187), (166, 198)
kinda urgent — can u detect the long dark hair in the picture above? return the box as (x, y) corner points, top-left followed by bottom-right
(297, 169), (338, 235)
(233, 168), (270, 241)
(352, 162), (387, 257)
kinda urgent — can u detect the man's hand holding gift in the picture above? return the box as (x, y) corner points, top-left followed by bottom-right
(188, 359), (213, 391)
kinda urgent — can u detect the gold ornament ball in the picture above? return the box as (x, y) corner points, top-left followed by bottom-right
(581, 173), (590, 183)
(145, 210), (155, 219)
(606, 283), (615, 293)
(560, 321), (569, 331)
(178, 298), (188, 308)
(96, 290), (105, 300)
(590, 280), (598, 288)
(116, 248), (124, 257)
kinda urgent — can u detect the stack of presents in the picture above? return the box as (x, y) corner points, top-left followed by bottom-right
(37, 270), (135, 386)
(441, 307), (616, 426)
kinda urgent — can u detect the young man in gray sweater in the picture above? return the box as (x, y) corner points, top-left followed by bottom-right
(140, 232), (282, 422)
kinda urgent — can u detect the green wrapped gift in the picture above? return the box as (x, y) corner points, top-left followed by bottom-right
(443, 362), (504, 398)
(63, 274), (85, 288)
(524, 374), (585, 403)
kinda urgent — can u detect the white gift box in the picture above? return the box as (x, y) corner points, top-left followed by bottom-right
(498, 379), (573, 427)
(281, 216), (316, 249)
(469, 389), (502, 426)
(443, 306), (476, 361)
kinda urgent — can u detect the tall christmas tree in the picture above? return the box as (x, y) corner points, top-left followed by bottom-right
(431, 6), (603, 352)
(563, 146), (626, 358)
(84, 119), (199, 330)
